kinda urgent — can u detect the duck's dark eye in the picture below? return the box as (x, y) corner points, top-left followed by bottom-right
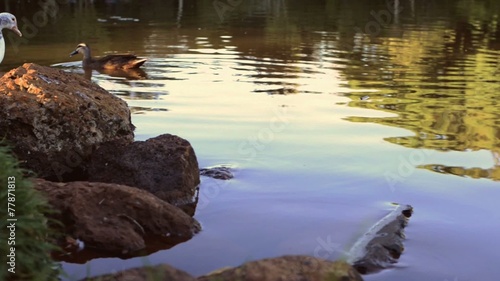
(11, 17), (15, 22)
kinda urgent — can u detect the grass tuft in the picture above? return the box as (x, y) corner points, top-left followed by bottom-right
(0, 144), (61, 281)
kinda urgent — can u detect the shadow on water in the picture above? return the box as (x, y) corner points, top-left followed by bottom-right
(83, 67), (148, 80)
(54, 235), (191, 264)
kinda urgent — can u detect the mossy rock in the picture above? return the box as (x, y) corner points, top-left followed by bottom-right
(198, 255), (363, 281)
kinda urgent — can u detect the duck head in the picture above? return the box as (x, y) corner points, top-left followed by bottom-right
(0, 12), (22, 37)
(70, 43), (91, 59)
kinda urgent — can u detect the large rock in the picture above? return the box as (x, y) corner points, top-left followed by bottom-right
(81, 264), (196, 281)
(198, 255), (363, 281)
(0, 63), (134, 180)
(34, 179), (201, 255)
(88, 134), (200, 206)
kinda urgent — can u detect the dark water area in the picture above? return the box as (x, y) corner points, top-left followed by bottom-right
(2, 0), (500, 280)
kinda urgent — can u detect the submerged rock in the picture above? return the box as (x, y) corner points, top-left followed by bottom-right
(347, 203), (413, 274)
(34, 178), (201, 255)
(198, 255), (363, 281)
(88, 134), (200, 207)
(84, 255), (362, 281)
(200, 165), (234, 180)
(81, 264), (196, 281)
(0, 63), (134, 180)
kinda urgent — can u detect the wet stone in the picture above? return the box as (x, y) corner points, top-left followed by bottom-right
(348, 204), (413, 274)
(200, 166), (234, 180)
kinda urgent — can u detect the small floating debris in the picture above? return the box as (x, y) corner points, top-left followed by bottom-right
(109, 16), (140, 22)
(360, 95), (370, 100)
(347, 203), (413, 274)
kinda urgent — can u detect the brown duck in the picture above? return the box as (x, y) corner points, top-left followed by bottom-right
(69, 43), (147, 70)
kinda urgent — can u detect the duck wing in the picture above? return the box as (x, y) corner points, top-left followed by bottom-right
(97, 54), (147, 70)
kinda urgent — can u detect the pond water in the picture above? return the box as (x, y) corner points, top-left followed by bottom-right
(3, 0), (500, 280)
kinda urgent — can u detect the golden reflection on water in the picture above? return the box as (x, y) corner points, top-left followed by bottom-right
(343, 28), (500, 180)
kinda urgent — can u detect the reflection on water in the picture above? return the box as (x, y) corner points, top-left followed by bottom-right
(343, 27), (500, 180)
(84, 67), (148, 80)
(4, 0), (500, 280)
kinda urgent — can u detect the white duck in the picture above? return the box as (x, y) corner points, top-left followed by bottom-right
(0, 12), (22, 63)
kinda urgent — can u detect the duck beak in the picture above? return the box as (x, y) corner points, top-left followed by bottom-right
(69, 50), (78, 57)
(11, 26), (22, 37)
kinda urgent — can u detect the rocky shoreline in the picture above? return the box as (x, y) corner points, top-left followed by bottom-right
(0, 64), (411, 281)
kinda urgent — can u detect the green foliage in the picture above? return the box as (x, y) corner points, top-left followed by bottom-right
(0, 145), (60, 281)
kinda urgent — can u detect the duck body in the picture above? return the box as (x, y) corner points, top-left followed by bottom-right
(70, 43), (147, 70)
(0, 12), (22, 63)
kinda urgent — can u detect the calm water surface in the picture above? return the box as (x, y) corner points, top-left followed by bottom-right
(3, 1), (500, 280)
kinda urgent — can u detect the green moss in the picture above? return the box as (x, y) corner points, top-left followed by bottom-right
(0, 145), (60, 281)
